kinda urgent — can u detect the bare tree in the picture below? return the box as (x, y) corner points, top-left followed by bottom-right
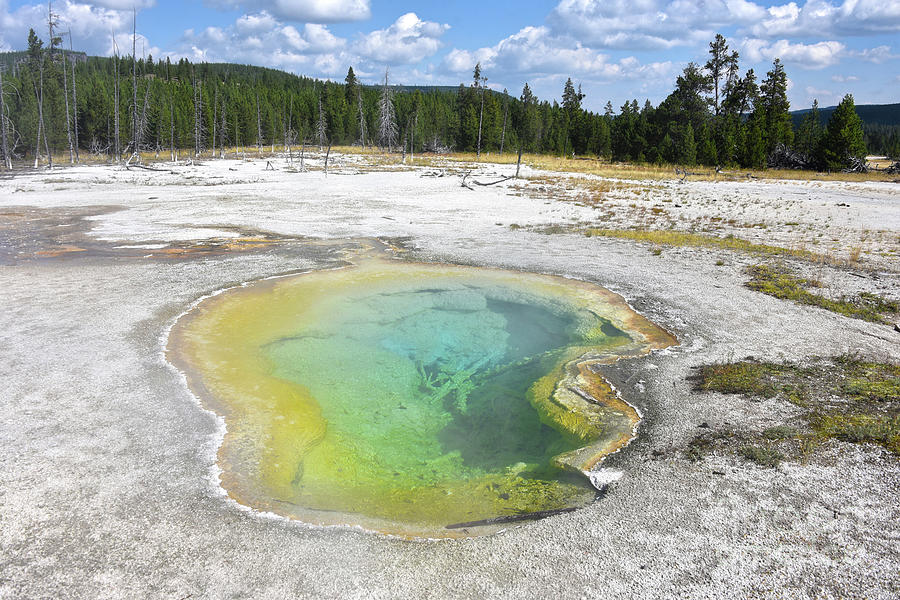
(0, 67), (12, 169)
(316, 92), (327, 149)
(212, 86), (217, 158)
(357, 89), (367, 148)
(499, 88), (508, 155)
(130, 8), (138, 155)
(112, 34), (120, 161)
(377, 69), (397, 152)
(219, 94), (226, 158)
(283, 97), (295, 163)
(168, 98), (175, 161)
(193, 75), (203, 157)
(58, 32), (74, 162)
(67, 27), (79, 162)
(30, 29), (51, 168)
(136, 80), (150, 159)
(256, 92), (263, 156)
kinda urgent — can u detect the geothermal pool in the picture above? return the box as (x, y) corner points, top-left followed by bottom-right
(168, 259), (675, 537)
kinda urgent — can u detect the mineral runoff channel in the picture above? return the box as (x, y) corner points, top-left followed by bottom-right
(167, 256), (676, 538)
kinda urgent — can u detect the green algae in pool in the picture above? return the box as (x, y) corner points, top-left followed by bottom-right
(168, 259), (676, 537)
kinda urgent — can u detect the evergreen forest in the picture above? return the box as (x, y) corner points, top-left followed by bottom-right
(0, 29), (895, 171)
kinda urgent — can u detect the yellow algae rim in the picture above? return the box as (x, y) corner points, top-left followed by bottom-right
(166, 257), (677, 538)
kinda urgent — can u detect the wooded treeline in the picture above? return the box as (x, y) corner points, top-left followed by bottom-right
(0, 29), (886, 171)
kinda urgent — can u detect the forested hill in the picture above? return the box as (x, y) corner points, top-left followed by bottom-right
(792, 103), (900, 127)
(791, 103), (900, 157)
(0, 31), (894, 169)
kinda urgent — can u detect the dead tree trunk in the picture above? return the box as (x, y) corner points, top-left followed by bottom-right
(410, 112), (417, 162)
(113, 43), (120, 162)
(316, 95), (326, 150)
(193, 76), (202, 157)
(515, 147), (523, 178)
(324, 142), (331, 176)
(256, 93), (262, 156)
(212, 87), (217, 159)
(67, 28), (79, 162)
(476, 81), (485, 159)
(377, 69), (397, 152)
(135, 82), (150, 162)
(357, 89), (367, 148)
(169, 99), (175, 162)
(33, 53), (49, 168)
(61, 51), (74, 163)
(285, 98), (293, 163)
(499, 90), (508, 156)
(131, 9), (138, 157)
(0, 68), (11, 169)
(219, 95), (226, 158)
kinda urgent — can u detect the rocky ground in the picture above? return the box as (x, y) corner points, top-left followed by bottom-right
(1, 155), (897, 599)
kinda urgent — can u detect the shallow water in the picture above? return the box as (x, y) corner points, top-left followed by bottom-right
(169, 259), (675, 537)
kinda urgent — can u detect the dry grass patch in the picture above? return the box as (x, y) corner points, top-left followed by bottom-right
(689, 355), (900, 464)
(583, 229), (819, 260)
(746, 263), (899, 324)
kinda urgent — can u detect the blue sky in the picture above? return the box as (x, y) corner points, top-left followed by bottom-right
(2, 1), (898, 112)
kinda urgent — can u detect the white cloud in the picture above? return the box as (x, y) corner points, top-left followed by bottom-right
(86, 0), (156, 9)
(352, 13), (449, 64)
(850, 45), (898, 64)
(440, 24), (675, 97)
(177, 14), (348, 73)
(204, 0), (370, 24)
(830, 74), (858, 82)
(749, 1), (900, 38)
(742, 38), (845, 69)
(548, 0), (765, 49)
(0, 1), (138, 57)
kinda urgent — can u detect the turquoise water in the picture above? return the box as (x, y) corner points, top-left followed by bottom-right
(170, 260), (675, 536)
(266, 284), (616, 482)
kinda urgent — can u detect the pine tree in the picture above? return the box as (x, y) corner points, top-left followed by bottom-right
(758, 58), (793, 153)
(816, 94), (866, 171)
(519, 83), (537, 151)
(681, 123), (697, 165)
(795, 99), (822, 157)
(705, 34), (739, 117)
(472, 63), (486, 157)
(743, 112), (766, 168)
(696, 122), (717, 165)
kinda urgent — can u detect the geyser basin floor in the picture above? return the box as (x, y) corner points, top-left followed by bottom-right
(168, 258), (675, 537)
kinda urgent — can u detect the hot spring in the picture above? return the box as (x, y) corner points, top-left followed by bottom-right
(168, 259), (675, 537)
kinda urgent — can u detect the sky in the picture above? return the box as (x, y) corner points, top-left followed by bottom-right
(1, 0), (898, 112)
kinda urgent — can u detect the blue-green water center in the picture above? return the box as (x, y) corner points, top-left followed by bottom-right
(169, 260), (676, 537)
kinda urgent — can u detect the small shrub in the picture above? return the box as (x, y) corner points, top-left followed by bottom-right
(694, 362), (794, 398)
(739, 445), (784, 467)
(745, 263), (898, 323)
(762, 425), (798, 440)
(814, 413), (900, 454)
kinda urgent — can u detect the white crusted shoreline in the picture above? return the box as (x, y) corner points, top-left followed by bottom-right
(0, 156), (897, 599)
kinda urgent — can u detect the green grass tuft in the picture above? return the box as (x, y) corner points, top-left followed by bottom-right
(739, 445), (784, 467)
(745, 264), (899, 324)
(813, 413), (900, 454)
(694, 355), (900, 457)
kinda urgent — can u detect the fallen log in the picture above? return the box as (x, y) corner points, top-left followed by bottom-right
(125, 163), (174, 173)
(470, 175), (514, 186)
(460, 171), (474, 190)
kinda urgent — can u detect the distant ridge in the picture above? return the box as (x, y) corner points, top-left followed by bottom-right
(791, 103), (900, 127)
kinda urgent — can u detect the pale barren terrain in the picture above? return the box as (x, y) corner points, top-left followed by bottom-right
(1, 155), (897, 599)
